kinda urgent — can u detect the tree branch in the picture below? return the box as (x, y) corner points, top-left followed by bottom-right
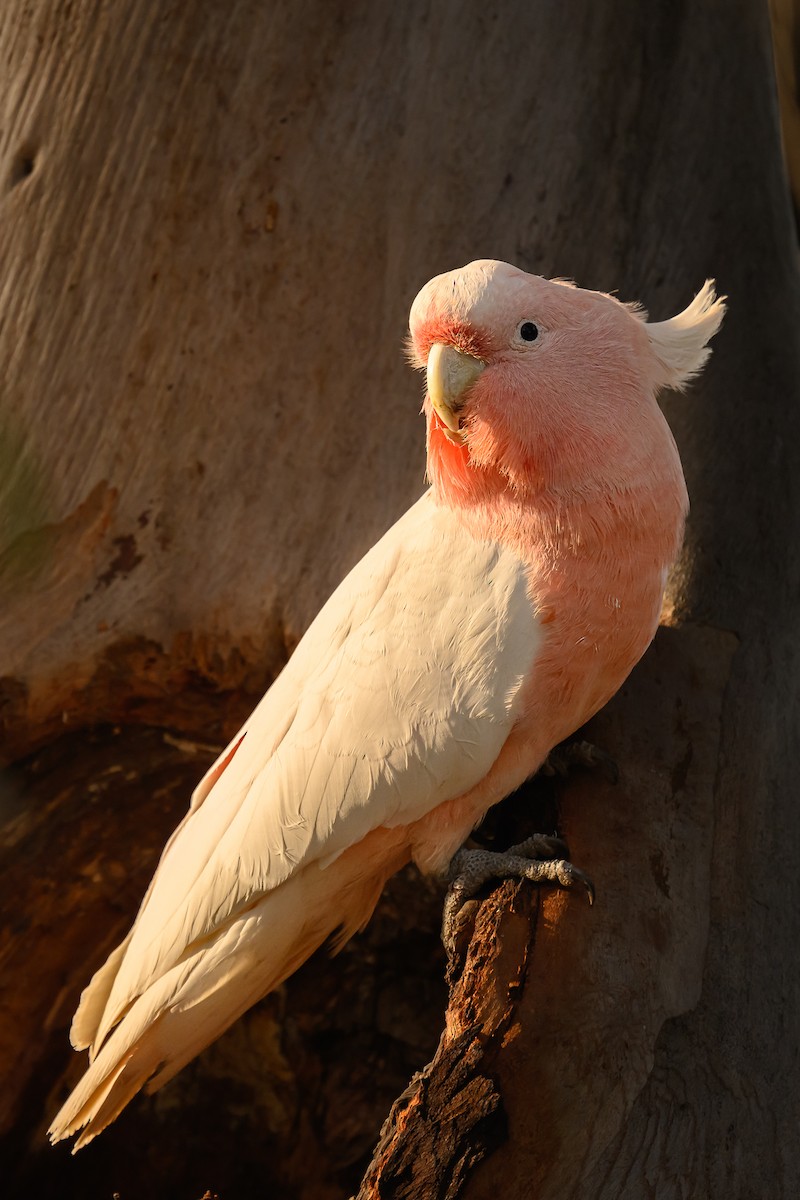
(357, 881), (537, 1200)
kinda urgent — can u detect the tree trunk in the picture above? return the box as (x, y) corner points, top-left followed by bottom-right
(1, 1), (798, 1197)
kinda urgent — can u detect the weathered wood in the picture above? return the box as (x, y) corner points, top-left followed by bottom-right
(0, 0), (433, 759)
(357, 623), (737, 1197)
(357, 881), (536, 1200)
(1, 0), (799, 1197)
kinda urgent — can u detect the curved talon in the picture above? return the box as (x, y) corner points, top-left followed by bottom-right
(554, 859), (595, 905)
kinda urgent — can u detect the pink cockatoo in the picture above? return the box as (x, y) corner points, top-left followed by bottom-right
(49, 259), (724, 1150)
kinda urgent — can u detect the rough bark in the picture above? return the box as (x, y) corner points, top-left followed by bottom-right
(1, 0), (798, 1198)
(357, 880), (537, 1200)
(358, 624), (738, 1197)
(361, 2), (800, 1196)
(771, 0), (800, 214)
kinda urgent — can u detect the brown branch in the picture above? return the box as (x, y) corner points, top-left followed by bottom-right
(356, 880), (537, 1200)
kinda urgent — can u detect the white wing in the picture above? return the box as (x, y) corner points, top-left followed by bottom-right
(88, 490), (541, 1048)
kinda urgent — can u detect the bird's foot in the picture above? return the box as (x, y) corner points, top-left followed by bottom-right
(442, 835), (594, 962)
(540, 738), (618, 784)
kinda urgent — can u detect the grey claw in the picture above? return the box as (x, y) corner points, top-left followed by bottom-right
(559, 861), (595, 905)
(441, 840), (595, 959)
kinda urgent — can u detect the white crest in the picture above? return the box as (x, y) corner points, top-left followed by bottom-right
(646, 281), (726, 391)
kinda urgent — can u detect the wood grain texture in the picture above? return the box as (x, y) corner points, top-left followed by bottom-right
(0, 0), (767, 755)
(1, 0), (799, 1196)
(357, 881), (537, 1200)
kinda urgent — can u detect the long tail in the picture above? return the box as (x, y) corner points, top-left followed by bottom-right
(49, 839), (405, 1151)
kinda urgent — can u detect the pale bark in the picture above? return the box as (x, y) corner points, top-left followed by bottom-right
(1, 1), (798, 1197)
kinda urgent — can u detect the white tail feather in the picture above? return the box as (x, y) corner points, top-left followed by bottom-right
(49, 843), (398, 1150)
(70, 934), (132, 1054)
(646, 280), (726, 391)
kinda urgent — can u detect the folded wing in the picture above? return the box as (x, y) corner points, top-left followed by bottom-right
(52, 490), (541, 1146)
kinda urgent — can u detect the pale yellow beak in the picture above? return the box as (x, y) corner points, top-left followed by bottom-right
(426, 343), (485, 443)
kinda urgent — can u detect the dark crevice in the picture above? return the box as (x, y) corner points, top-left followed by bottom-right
(8, 148), (36, 190)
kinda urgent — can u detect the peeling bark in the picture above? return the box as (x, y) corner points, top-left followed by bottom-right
(357, 623), (738, 1198)
(358, 882), (535, 1200)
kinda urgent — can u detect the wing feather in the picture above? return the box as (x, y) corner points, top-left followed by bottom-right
(90, 491), (541, 1050)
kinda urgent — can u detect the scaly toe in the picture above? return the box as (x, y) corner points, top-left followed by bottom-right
(441, 841), (594, 957)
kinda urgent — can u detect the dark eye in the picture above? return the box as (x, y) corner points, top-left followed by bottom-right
(518, 321), (539, 342)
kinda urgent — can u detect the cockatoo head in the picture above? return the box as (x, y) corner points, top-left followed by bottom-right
(408, 259), (725, 502)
